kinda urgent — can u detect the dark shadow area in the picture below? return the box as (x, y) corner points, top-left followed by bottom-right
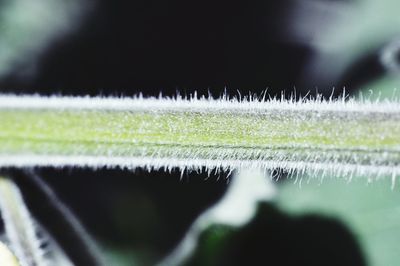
(0, 0), (311, 97)
(186, 203), (366, 266)
(12, 168), (229, 265)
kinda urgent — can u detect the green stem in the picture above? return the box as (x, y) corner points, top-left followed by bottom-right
(0, 176), (47, 266)
(0, 94), (399, 179)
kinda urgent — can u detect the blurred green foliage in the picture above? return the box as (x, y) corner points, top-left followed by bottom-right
(277, 176), (400, 266)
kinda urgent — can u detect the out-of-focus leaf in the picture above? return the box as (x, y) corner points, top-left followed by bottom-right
(179, 171), (366, 266)
(182, 201), (366, 266)
(276, 177), (400, 266)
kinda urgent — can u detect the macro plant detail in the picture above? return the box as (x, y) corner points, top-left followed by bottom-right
(0, 176), (48, 266)
(3, 0), (400, 265)
(0, 94), (399, 179)
(0, 93), (399, 266)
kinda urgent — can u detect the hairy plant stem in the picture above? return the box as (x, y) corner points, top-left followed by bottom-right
(0, 241), (19, 266)
(0, 176), (47, 266)
(0, 94), (399, 180)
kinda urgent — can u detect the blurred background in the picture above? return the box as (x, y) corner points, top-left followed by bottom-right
(1, 0), (400, 265)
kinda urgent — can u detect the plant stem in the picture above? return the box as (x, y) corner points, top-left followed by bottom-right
(0, 176), (47, 266)
(0, 241), (19, 266)
(0, 94), (399, 179)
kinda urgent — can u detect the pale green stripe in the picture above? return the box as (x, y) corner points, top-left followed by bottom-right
(0, 110), (399, 167)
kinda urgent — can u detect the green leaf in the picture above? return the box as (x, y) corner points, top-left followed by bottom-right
(276, 177), (400, 265)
